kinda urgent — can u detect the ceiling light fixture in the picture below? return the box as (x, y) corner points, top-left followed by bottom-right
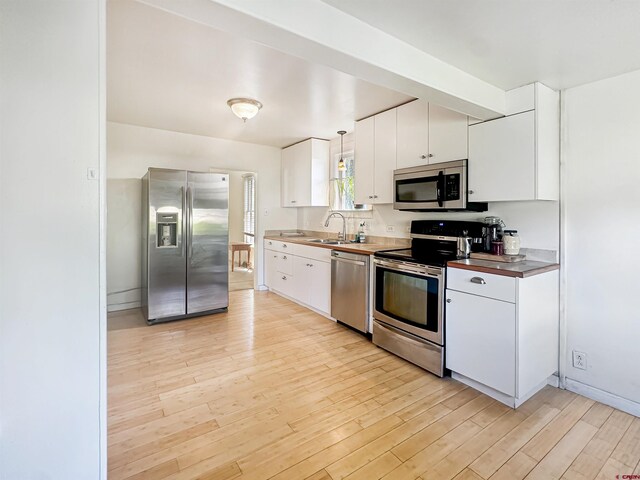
(337, 130), (347, 172)
(227, 98), (263, 122)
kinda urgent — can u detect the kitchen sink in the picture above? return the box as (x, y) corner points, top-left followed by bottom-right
(307, 239), (349, 245)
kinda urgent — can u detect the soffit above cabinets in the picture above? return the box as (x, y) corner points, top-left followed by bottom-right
(107, 0), (413, 148)
(322, 0), (640, 91)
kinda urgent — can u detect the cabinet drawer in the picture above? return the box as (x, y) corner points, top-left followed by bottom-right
(276, 253), (294, 275)
(273, 272), (294, 296)
(264, 239), (295, 252)
(295, 244), (331, 263)
(447, 268), (516, 303)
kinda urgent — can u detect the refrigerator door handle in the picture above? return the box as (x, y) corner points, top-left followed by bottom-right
(180, 186), (186, 257)
(187, 185), (194, 262)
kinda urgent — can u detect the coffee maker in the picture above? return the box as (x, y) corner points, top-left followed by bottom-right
(482, 216), (505, 252)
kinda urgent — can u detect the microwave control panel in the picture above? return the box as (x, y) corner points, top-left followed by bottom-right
(444, 174), (461, 200)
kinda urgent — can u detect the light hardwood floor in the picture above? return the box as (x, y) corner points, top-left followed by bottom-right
(108, 290), (640, 480)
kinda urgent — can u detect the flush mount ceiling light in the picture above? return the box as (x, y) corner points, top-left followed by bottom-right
(337, 130), (347, 172)
(227, 98), (263, 122)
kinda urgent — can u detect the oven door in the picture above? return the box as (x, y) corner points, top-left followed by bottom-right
(373, 258), (444, 345)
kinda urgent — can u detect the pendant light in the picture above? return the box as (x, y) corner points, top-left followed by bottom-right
(337, 130), (347, 172)
(227, 98), (263, 122)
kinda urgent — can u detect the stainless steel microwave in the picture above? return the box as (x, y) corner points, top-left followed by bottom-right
(393, 160), (487, 212)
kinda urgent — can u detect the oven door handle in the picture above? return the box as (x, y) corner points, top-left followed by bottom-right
(374, 259), (439, 278)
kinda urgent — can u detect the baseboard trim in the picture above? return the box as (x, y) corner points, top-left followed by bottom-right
(107, 301), (141, 312)
(564, 378), (640, 417)
(452, 373), (558, 409)
(267, 288), (334, 321)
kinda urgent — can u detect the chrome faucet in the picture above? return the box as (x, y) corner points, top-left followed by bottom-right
(324, 212), (346, 241)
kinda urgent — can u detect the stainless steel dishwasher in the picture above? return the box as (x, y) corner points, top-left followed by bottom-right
(331, 250), (370, 333)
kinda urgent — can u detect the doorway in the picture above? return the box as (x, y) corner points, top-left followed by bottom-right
(227, 171), (256, 291)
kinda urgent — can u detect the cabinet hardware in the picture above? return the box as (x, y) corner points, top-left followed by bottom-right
(446, 298), (452, 303)
(469, 190), (475, 194)
(282, 276), (286, 280)
(470, 276), (486, 285)
(428, 154), (434, 158)
(282, 244), (287, 248)
(421, 154), (427, 159)
(374, 195), (378, 198)
(368, 195), (373, 199)
(283, 255), (287, 259)
(291, 200), (296, 203)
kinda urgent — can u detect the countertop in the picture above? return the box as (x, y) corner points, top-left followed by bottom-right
(448, 258), (559, 278)
(263, 235), (398, 255)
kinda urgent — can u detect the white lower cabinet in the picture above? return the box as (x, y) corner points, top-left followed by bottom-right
(263, 249), (278, 288)
(446, 290), (516, 396)
(264, 240), (331, 316)
(293, 256), (331, 314)
(445, 267), (559, 408)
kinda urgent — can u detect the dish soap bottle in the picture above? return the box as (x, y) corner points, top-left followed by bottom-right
(357, 222), (366, 243)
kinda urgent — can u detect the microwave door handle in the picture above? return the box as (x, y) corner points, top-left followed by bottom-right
(437, 171), (444, 207)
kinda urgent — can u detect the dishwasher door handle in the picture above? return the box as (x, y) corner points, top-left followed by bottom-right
(331, 257), (366, 267)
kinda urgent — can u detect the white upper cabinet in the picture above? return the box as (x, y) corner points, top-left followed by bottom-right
(373, 109), (396, 204)
(428, 103), (469, 164)
(396, 100), (468, 169)
(396, 100), (429, 169)
(355, 110), (396, 204)
(354, 116), (375, 205)
(468, 82), (559, 202)
(281, 138), (330, 207)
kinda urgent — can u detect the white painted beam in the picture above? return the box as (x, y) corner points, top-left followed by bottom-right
(139, 0), (506, 119)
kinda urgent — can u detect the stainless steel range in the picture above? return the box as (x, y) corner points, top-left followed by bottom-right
(372, 220), (484, 376)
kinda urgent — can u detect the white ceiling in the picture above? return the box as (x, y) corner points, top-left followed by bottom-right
(107, 0), (412, 148)
(109, 0), (640, 147)
(322, 0), (640, 91)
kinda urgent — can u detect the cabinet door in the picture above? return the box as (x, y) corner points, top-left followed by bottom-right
(396, 100), (428, 169)
(373, 109), (396, 204)
(291, 255), (310, 305)
(307, 260), (331, 314)
(354, 116), (375, 205)
(428, 104), (468, 164)
(468, 111), (535, 202)
(445, 289), (516, 396)
(281, 141), (311, 207)
(263, 249), (279, 288)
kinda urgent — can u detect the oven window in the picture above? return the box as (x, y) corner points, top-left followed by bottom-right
(395, 177), (438, 203)
(375, 267), (439, 332)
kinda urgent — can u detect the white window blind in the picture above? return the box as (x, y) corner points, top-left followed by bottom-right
(243, 174), (256, 245)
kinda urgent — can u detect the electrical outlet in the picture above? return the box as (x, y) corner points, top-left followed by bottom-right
(405, 226), (411, 233)
(386, 225), (395, 232)
(572, 350), (587, 370)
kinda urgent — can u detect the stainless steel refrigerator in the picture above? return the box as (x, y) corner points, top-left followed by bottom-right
(142, 168), (229, 324)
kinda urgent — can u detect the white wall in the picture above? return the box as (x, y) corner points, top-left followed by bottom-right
(107, 121), (296, 309)
(0, 1), (105, 478)
(299, 202), (559, 251)
(563, 69), (640, 409)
